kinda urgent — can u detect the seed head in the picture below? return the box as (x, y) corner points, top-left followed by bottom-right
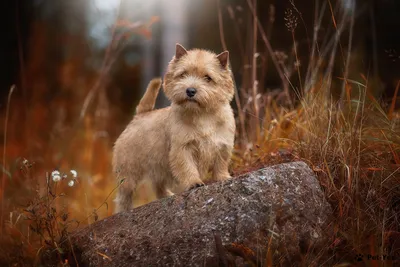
(52, 174), (61, 182)
(70, 170), (78, 178)
(284, 8), (298, 32)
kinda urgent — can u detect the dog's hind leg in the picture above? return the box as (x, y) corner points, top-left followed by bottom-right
(114, 183), (135, 213)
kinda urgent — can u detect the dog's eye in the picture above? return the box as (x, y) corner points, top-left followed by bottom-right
(204, 75), (212, 82)
(179, 72), (187, 79)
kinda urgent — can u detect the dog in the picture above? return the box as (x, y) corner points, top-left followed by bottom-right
(112, 44), (235, 212)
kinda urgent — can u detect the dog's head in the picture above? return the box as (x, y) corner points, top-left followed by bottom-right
(163, 44), (234, 112)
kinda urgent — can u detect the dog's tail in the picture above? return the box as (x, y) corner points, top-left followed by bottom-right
(136, 77), (162, 114)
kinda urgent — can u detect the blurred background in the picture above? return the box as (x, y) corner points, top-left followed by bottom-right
(0, 0), (399, 250)
(2, 0), (400, 110)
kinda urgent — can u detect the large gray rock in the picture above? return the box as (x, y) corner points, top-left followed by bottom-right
(61, 161), (332, 266)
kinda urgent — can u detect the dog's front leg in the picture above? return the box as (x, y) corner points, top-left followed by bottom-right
(212, 144), (232, 182)
(169, 144), (205, 191)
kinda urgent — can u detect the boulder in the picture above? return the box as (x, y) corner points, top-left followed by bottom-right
(62, 161), (332, 266)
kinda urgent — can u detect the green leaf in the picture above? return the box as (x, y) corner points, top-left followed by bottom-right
(345, 78), (367, 88)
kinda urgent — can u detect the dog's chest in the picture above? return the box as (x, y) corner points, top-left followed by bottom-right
(197, 134), (219, 155)
(192, 123), (228, 169)
(193, 134), (219, 174)
(175, 114), (232, 169)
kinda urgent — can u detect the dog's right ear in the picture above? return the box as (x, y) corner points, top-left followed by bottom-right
(216, 51), (229, 68)
(175, 43), (188, 60)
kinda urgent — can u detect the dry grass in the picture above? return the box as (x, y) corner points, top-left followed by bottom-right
(230, 79), (400, 265)
(224, 0), (400, 265)
(0, 13), (158, 266)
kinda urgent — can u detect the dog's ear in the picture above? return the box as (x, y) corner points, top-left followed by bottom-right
(216, 51), (229, 68)
(175, 43), (188, 60)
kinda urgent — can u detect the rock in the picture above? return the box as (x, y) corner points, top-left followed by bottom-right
(60, 161), (332, 266)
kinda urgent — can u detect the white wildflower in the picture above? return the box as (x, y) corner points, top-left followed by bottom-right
(70, 170), (78, 178)
(52, 174), (61, 182)
(51, 170), (61, 182)
(51, 170), (60, 177)
(68, 180), (75, 187)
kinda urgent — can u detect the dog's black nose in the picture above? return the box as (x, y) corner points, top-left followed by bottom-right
(186, 87), (197, 98)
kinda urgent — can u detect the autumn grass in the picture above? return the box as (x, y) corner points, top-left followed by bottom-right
(224, 1), (400, 265)
(0, 14), (159, 266)
(230, 76), (400, 265)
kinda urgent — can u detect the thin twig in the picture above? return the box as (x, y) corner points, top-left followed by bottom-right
(217, 0), (247, 146)
(322, 3), (347, 100)
(340, 0), (355, 105)
(388, 80), (400, 120)
(15, 0), (29, 158)
(291, 30), (303, 96)
(217, 0), (227, 53)
(289, 0), (311, 52)
(246, 0), (292, 106)
(250, 0), (260, 143)
(328, 0), (345, 66)
(79, 0), (123, 120)
(1, 85), (16, 233)
(305, 0), (326, 92)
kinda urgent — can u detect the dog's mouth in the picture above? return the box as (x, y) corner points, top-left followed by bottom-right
(177, 98), (200, 106)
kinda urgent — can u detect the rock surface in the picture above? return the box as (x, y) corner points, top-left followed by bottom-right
(63, 161), (332, 266)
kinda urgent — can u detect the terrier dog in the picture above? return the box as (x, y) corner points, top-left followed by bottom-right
(112, 44), (236, 213)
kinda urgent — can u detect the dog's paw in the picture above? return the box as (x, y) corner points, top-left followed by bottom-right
(213, 175), (232, 181)
(188, 182), (205, 191)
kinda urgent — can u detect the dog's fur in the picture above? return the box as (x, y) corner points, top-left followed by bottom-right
(112, 44), (236, 213)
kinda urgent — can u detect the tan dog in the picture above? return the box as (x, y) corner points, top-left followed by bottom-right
(112, 44), (235, 213)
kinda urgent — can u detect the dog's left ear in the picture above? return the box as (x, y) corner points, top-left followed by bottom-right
(175, 43), (188, 60)
(216, 51), (229, 68)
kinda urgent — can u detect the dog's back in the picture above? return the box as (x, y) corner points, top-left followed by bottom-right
(112, 78), (172, 212)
